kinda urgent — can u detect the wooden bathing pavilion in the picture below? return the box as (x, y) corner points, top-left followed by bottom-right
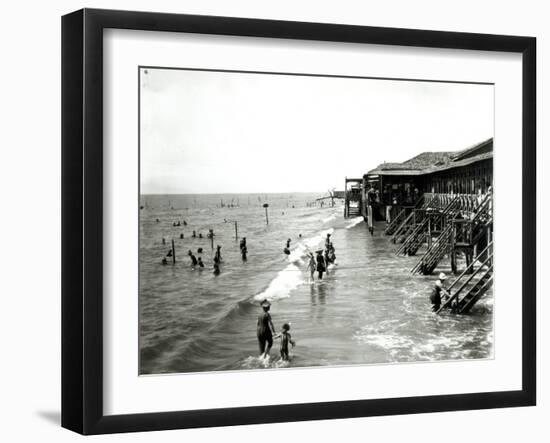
(363, 138), (494, 314)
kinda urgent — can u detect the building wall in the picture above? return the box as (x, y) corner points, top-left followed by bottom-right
(421, 159), (493, 194)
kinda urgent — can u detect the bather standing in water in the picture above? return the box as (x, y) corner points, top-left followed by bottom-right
(283, 238), (291, 255)
(257, 300), (276, 358)
(316, 250), (326, 280)
(187, 250), (198, 268)
(306, 253), (316, 281)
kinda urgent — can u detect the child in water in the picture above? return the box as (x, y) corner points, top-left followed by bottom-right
(276, 323), (296, 362)
(306, 253), (316, 281)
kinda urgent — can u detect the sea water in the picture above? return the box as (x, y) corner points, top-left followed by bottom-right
(139, 193), (493, 374)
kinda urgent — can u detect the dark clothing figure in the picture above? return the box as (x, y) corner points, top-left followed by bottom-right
(213, 262), (221, 275)
(316, 252), (326, 279)
(214, 245), (222, 264)
(197, 257), (204, 268)
(279, 326), (295, 362)
(180, 233), (184, 239)
(325, 234), (331, 250)
(430, 285), (442, 312)
(188, 250), (197, 267)
(257, 304), (275, 357)
(161, 257), (168, 265)
(283, 239), (291, 255)
(240, 238), (247, 261)
(192, 231), (196, 238)
(166, 249), (172, 257)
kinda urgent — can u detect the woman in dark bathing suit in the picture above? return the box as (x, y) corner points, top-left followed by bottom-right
(257, 300), (276, 358)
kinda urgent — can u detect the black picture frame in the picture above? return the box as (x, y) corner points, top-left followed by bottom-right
(62, 8), (536, 435)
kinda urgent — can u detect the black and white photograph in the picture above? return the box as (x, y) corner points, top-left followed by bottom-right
(138, 67), (494, 375)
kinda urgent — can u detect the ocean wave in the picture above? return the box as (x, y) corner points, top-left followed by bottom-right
(345, 216), (364, 229)
(254, 227), (334, 302)
(253, 263), (303, 302)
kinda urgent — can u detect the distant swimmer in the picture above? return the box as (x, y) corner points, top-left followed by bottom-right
(162, 237), (166, 245)
(240, 237), (247, 261)
(183, 220), (187, 226)
(306, 253), (316, 281)
(197, 257), (204, 269)
(316, 250), (326, 279)
(276, 323), (295, 362)
(180, 233), (184, 239)
(197, 247), (203, 254)
(166, 249), (173, 257)
(214, 245), (222, 264)
(161, 257), (168, 265)
(328, 247), (336, 264)
(213, 262), (221, 275)
(176, 221), (181, 227)
(199, 233), (203, 239)
(299, 233), (302, 238)
(187, 250), (198, 267)
(192, 230), (196, 238)
(283, 238), (291, 255)
(156, 218), (160, 223)
(257, 300), (276, 358)
(207, 229), (214, 239)
(325, 233), (331, 250)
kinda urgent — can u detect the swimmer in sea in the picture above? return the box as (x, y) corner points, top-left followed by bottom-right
(283, 238), (291, 255)
(257, 300), (276, 358)
(240, 237), (248, 261)
(187, 250), (198, 268)
(214, 245), (222, 264)
(213, 262), (221, 275)
(306, 253), (316, 281)
(276, 323), (295, 362)
(161, 257), (167, 265)
(192, 230), (196, 238)
(180, 233), (184, 239)
(316, 250), (326, 280)
(197, 257), (204, 269)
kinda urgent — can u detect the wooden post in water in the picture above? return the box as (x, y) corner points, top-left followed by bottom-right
(234, 221), (238, 240)
(450, 223), (457, 274)
(210, 229), (214, 250)
(171, 239), (176, 264)
(263, 203), (269, 225)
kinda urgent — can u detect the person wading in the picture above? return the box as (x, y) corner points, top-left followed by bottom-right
(257, 300), (276, 358)
(316, 250), (326, 280)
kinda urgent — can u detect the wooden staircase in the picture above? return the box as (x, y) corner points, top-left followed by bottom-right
(437, 242), (494, 315)
(396, 196), (460, 257)
(411, 223), (453, 274)
(384, 195), (427, 235)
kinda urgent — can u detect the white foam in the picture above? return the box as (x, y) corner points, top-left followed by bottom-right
(254, 228), (334, 302)
(345, 216), (364, 229)
(254, 263), (304, 302)
(322, 213), (337, 223)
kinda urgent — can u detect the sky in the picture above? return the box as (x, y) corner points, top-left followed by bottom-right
(140, 68), (493, 194)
